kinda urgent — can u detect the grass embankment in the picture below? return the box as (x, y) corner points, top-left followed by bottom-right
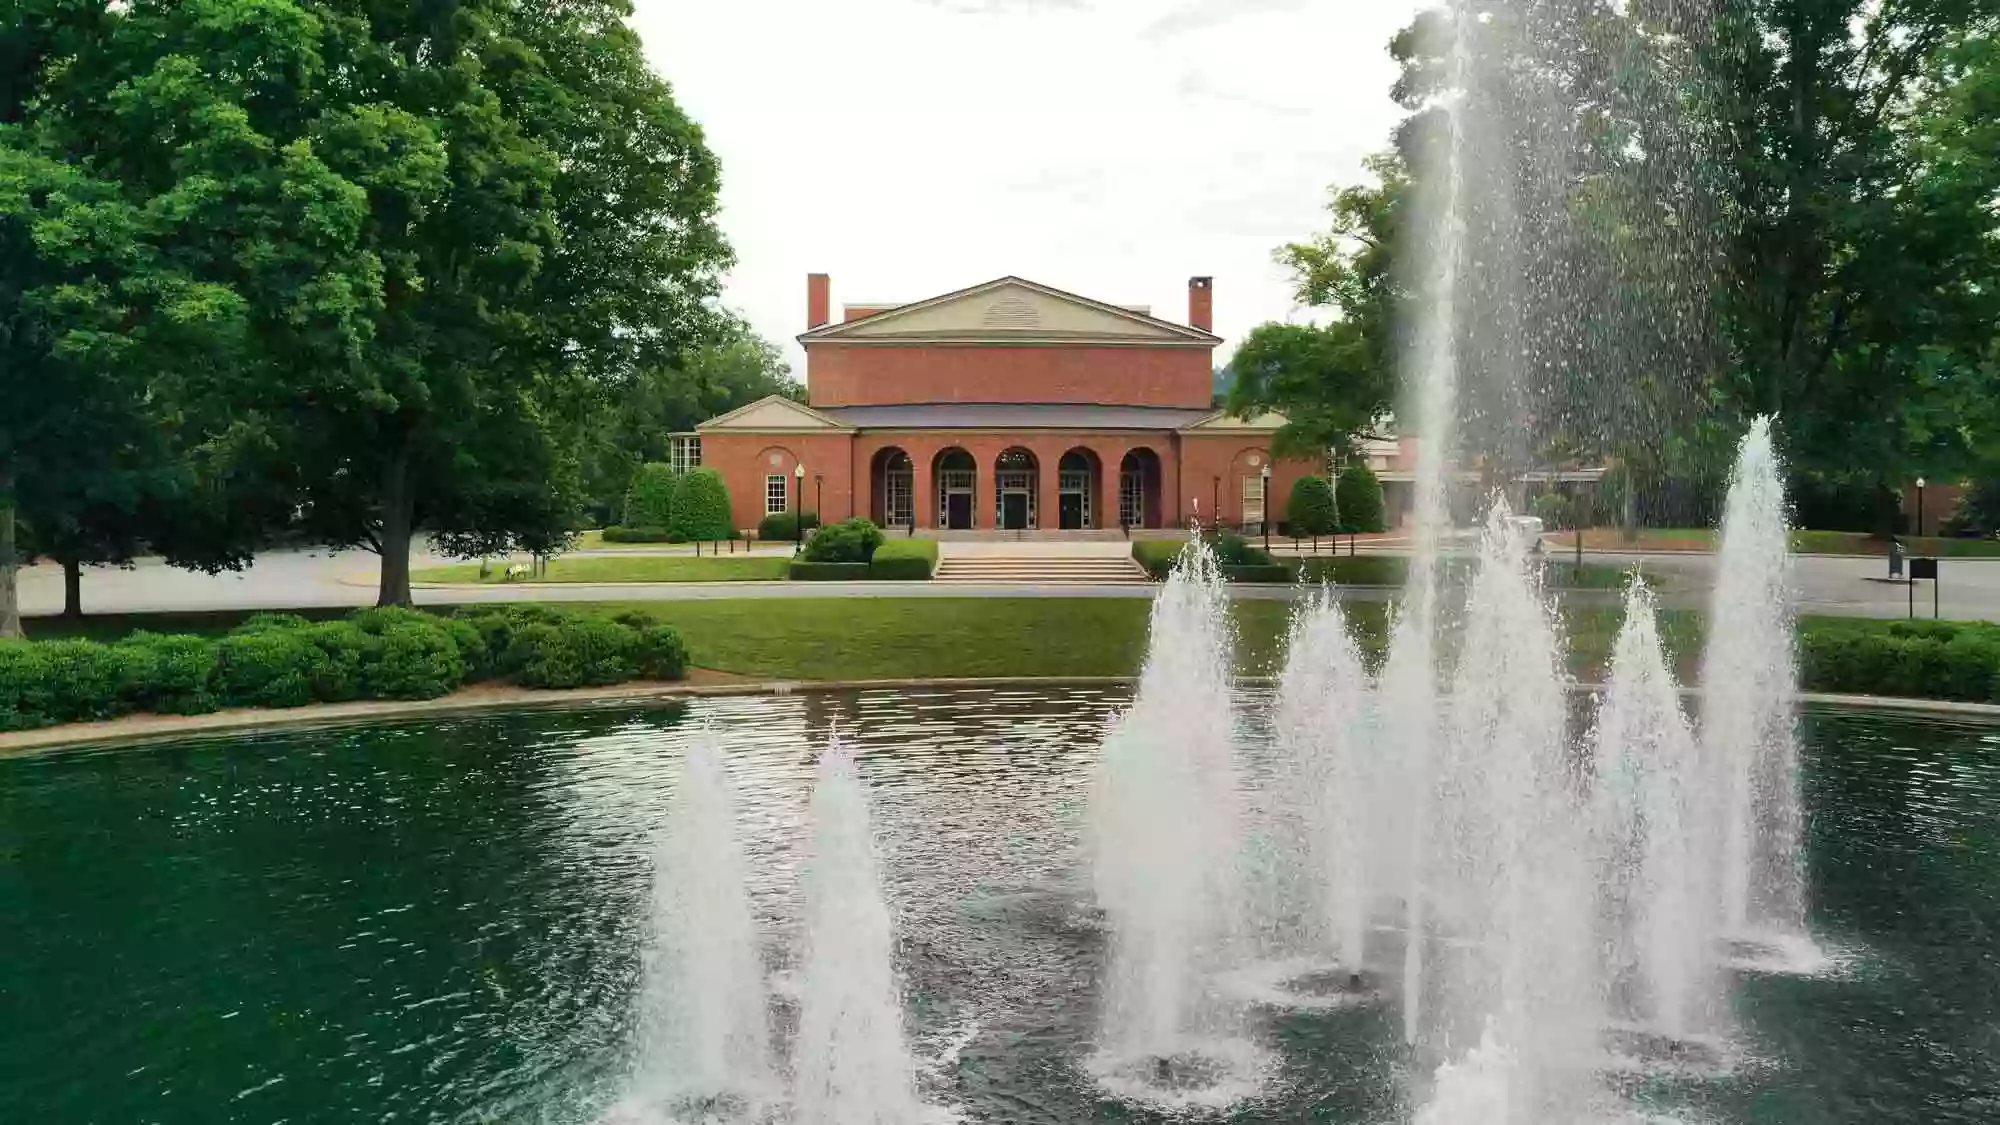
(20, 601), (2000, 705)
(411, 555), (790, 585)
(11, 599), (1704, 683)
(1564, 527), (2000, 557)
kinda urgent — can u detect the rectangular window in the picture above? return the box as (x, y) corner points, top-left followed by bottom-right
(670, 435), (702, 474)
(1119, 471), (1144, 528)
(1241, 475), (1266, 528)
(765, 475), (788, 515)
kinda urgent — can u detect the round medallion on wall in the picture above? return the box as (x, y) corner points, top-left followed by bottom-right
(1248, 454), (1262, 467)
(769, 453), (782, 467)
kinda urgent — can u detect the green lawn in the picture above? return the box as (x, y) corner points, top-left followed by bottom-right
(0, 598), (1911, 690)
(1570, 526), (2000, 557)
(411, 555), (790, 584)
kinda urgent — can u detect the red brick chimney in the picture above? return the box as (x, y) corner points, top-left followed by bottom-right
(1188, 276), (1213, 332)
(807, 273), (831, 330)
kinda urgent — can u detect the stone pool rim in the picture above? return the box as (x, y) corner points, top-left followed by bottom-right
(4, 677), (1997, 756)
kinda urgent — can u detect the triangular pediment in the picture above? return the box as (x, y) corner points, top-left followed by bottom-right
(697, 395), (851, 432)
(802, 277), (1218, 346)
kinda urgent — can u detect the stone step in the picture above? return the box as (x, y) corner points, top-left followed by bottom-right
(932, 556), (1150, 584)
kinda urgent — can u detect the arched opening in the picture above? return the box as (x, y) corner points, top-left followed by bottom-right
(1057, 448), (1102, 530)
(869, 447), (914, 529)
(1118, 448), (1163, 529)
(994, 447), (1039, 530)
(933, 447), (976, 530)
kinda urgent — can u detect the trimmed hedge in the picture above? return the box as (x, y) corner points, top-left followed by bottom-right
(1132, 534), (1279, 581)
(789, 561), (872, 581)
(869, 538), (937, 580)
(1222, 564), (1294, 584)
(670, 468), (735, 542)
(601, 525), (684, 544)
(0, 606), (688, 732)
(758, 511), (821, 541)
(623, 463), (680, 529)
(1800, 620), (2000, 702)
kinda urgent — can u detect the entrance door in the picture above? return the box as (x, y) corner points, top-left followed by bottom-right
(946, 492), (973, 530)
(1058, 492), (1084, 530)
(1001, 492), (1029, 530)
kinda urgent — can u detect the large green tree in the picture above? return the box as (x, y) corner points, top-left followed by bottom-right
(2, 0), (372, 630)
(218, 0), (731, 604)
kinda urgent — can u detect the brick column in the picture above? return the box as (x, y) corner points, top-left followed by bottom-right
(909, 447), (935, 530)
(1099, 447), (1124, 529)
(1037, 453), (1062, 531)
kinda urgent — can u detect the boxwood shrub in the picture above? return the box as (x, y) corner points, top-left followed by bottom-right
(790, 561), (872, 581)
(869, 539), (937, 580)
(1132, 534), (1278, 581)
(600, 525), (683, 544)
(0, 606), (691, 733)
(1221, 563), (1295, 584)
(758, 511), (821, 541)
(1799, 620), (2000, 702)
(802, 517), (885, 563)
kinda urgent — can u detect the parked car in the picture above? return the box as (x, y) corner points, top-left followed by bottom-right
(1510, 515), (1546, 552)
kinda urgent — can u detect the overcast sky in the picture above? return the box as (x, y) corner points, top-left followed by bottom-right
(629, 0), (1427, 376)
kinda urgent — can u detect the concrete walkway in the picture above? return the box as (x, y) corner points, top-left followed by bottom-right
(12, 542), (1999, 621)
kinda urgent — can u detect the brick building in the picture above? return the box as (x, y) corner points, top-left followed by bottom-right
(687, 274), (1319, 535)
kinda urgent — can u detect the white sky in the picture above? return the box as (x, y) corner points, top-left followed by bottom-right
(629, 0), (1427, 376)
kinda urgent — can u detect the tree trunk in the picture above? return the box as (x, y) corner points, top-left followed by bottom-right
(1621, 477), (1639, 544)
(61, 556), (81, 620)
(0, 489), (20, 639)
(377, 446), (415, 607)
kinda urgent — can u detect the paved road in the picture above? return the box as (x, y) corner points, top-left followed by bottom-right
(13, 544), (1998, 621)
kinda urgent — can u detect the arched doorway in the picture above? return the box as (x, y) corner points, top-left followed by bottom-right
(1118, 448), (1163, 529)
(1057, 448), (1101, 530)
(870, 447), (914, 529)
(994, 447), (1039, 530)
(933, 448), (976, 530)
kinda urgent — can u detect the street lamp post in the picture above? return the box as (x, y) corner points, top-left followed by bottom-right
(1211, 477), (1219, 531)
(1261, 463), (1272, 553)
(794, 463), (806, 554)
(815, 473), (823, 532)
(1916, 476), (1928, 539)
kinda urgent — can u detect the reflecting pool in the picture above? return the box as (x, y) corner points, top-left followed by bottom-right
(1, 688), (1996, 1123)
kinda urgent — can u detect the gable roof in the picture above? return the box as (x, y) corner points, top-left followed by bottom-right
(798, 276), (1221, 348)
(696, 395), (854, 433)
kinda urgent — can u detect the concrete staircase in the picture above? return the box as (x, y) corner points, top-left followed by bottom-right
(931, 552), (1151, 585)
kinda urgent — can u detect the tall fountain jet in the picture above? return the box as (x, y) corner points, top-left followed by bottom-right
(1089, 539), (1262, 1107)
(792, 741), (926, 1125)
(611, 739), (774, 1123)
(1701, 417), (1805, 942)
(1270, 585), (1375, 978)
(1593, 581), (1719, 1041)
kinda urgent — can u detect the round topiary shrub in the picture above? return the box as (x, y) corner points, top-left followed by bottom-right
(215, 629), (324, 709)
(670, 467), (735, 542)
(117, 632), (220, 716)
(1531, 491), (1574, 531)
(758, 510), (821, 541)
(802, 517), (885, 563)
(623, 463), (680, 529)
(364, 622), (467, 700)
(1286, 475), (1340, 537)
(0, 640), (57, 729)
(1337, 463), (1387, 533)
(303, 621), (375, 703)
(34, 639), (139, 723)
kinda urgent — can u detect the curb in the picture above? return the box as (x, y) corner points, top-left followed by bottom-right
(6, 676), (1996, 756)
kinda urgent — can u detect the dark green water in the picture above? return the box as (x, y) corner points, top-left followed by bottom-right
(0, 690), (1995, 1123)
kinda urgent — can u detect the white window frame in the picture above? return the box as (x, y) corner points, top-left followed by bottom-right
(1241, 475), (1266, 527)
(765, 474), (789, 515)
(670, 434), (702, 474)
